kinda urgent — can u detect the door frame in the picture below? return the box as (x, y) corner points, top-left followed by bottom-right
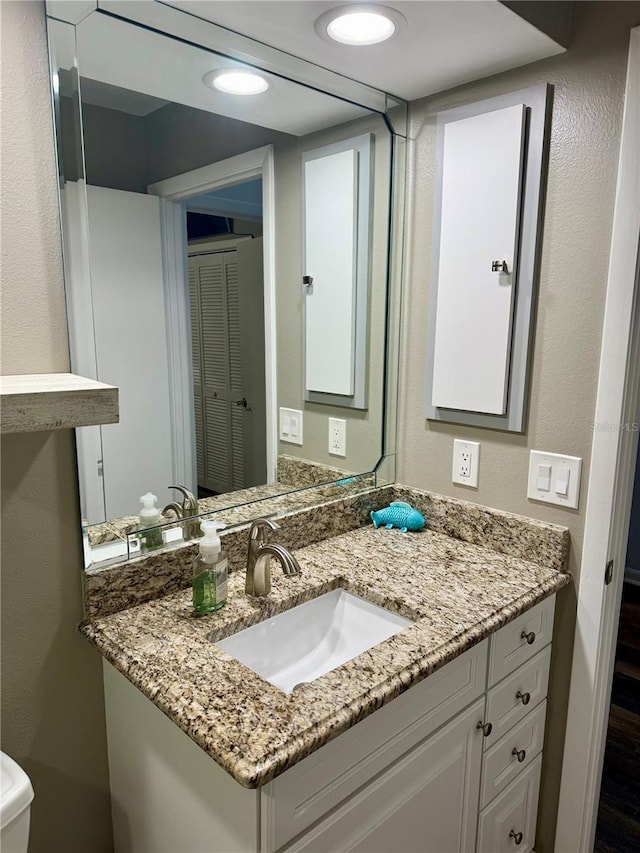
(556, 26), (640, 852)
(148, 145), (277, 485)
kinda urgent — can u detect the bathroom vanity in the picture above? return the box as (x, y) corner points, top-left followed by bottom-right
(82, 486), (569, 853)
(102, 597), (553, 853)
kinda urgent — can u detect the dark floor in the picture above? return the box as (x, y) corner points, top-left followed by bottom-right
(594, 582), (640, 852)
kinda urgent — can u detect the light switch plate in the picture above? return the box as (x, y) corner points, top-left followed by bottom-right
(279, 407), (303, 446)
(452, 439), (480, 487)
(527, 450), (582, 509)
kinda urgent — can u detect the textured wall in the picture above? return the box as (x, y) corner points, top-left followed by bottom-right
(0, 2), (114, 851)
(398, 2), (640, 850)
(0, 6), (68, 370)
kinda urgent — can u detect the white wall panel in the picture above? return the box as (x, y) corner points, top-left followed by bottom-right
(431, 104), (525, 414)
(304, 149), (357, 396)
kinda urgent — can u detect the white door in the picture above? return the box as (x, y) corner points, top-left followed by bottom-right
(288, 699), (484, 853)
(85, 185), (174, 520)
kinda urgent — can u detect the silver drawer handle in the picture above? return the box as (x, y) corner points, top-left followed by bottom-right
(476, 720), (493, 737)
(516, 689), (531, 706)
(521, 629), (536, 645)
(512, 747), (527, 763)
(509, 830), (523, 845)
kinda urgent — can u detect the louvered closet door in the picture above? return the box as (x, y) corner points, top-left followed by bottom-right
(189, 252), (244, 494)
(226, 259), (245, 487)
(189, 265), (205, 486)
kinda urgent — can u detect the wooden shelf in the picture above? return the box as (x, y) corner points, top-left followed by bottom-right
(0, 373), (119, 434)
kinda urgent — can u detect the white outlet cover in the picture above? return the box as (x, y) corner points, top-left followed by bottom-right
(452, 439), (480, 488)
(328, 417), (346, 457)
(527, 450), (582, 509)
(279, 407), (303, 446)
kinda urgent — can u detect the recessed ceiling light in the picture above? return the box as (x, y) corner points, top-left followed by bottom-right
(316, 4), (404, 46)
(328, 11), (394, 45)
(203, 70), (269, 96)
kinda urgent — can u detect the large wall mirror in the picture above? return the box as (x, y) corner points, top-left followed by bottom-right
(46, 1), (406, 568)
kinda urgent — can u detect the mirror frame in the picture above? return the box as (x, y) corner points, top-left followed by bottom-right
(45, 0), (408, 565)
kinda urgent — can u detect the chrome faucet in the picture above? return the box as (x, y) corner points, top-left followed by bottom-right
(162, 485), (200, 541)
(245, 518), (302, 597)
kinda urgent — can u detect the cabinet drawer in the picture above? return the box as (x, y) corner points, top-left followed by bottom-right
(477, 755), (542, 853)
(480, 701), (546, 808)
(261, 640), (488, 852)
(489, 596), (555, 686)
(484, 646), (551, 749)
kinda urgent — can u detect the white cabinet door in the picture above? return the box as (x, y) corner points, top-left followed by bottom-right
(430, 104), (526, 415)
(264, 642), (487, 851)
(304, 148), (357, 397)
(287, 699), (484, 853)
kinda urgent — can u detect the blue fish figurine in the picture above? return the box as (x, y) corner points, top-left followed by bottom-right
(370, 501), (425, 533)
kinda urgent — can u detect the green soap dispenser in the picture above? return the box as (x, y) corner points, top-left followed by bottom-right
(192, 521), (228, 615)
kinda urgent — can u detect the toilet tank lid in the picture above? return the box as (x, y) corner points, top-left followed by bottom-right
(0, 752), (34, 830)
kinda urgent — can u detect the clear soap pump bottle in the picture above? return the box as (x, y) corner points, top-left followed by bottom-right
(139, 492), (163, 552)
(192, 521), (227, 615)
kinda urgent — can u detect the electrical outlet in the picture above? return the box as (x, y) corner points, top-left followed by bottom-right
(452, 439), (480, 488)
(279, 407), (303, 446)
(328, 417), (346, 457)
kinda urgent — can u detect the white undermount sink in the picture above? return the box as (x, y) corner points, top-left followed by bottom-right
(215, 589), (413, 694)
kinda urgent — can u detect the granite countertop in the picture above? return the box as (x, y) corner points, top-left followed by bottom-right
(85, 455), (361, 548)
(81, 521), (570, 789)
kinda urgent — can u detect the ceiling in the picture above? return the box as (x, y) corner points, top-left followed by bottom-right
(72, 12), (371, 134)
(51, 1), (567, 136)
(79, 78), (169, 116)
(162, 0), (566, 101)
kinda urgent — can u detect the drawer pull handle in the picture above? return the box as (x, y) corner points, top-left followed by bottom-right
(509, 830), (524, 845)
(512, 747), (527, 763)
(476, 720), (493, 737)
(516, 689), (531, 706)
(521, 630), (536, 645)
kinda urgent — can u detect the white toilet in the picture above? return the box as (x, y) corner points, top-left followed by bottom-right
(0, 752), (34, 853)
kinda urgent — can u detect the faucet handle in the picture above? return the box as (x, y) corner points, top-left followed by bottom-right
(249, 518), (280, 541)
(168, 485), (198, 512)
